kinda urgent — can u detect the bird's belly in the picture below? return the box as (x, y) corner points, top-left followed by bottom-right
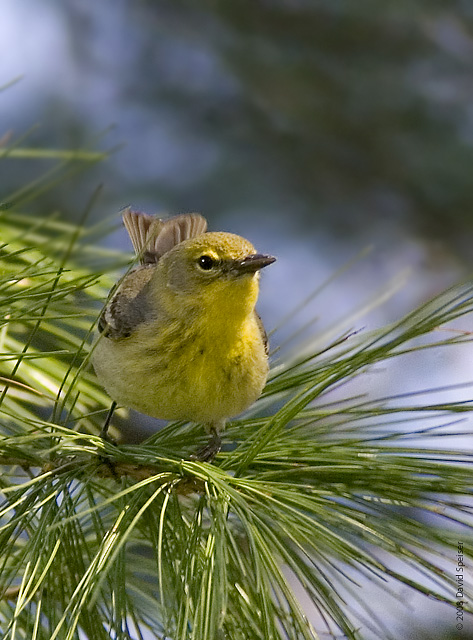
(92, 326), (268, 425)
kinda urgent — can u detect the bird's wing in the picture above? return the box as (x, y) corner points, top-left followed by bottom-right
(255, 312), (269, 356)
(98, 266), (155, 339)
(123, 209), (207, 264)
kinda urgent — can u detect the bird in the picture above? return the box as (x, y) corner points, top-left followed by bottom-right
(92, 209), (276, 459)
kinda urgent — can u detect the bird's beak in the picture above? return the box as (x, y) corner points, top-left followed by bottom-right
(231, 254), (276, 275)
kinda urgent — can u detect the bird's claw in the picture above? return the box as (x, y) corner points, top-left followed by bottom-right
(190, 428), (221, 462)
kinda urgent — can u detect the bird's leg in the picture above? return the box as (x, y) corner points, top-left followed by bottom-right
(98, 401), (120, 479)
(100, 400), (118, 444)
(191, 426), (222, 462)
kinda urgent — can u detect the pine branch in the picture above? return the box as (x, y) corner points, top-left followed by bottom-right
(0, 210), (472, 640)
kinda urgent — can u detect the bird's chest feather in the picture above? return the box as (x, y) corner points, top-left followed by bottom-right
(94, 308), (267, 422)
(164, 315), (259, 388)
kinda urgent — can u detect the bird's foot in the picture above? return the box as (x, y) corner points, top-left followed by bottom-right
(190, 428), (221, 462)
(100, 429), (118, 447)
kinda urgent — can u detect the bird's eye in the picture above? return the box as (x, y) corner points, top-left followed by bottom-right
(197, 255), (215, 270)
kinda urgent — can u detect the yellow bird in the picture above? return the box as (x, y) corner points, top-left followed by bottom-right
(92, 210), (276, 458)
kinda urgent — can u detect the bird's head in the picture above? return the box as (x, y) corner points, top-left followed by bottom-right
(155, 232), (275, 317)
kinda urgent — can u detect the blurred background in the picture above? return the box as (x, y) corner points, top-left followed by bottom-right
(1, 1), (472, 637)
(3, 1), (473, 311)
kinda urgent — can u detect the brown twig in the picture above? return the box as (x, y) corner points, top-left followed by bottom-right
(0, 454), (206, 493)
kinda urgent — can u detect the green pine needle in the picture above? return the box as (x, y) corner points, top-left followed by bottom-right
(0, 209), (472, 640)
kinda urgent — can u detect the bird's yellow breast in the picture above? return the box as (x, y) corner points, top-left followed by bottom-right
(92, 307), (268, 428)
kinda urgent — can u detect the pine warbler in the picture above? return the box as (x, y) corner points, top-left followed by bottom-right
(92, 210), (275, 458)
